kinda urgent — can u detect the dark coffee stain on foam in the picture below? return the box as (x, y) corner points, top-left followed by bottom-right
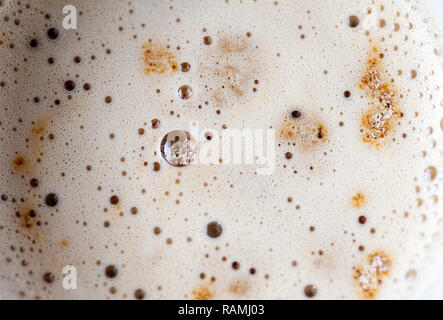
(279, 115), (328, 152)
(18, 205), (36, 229)
(353, 251), (391, 299)
(141, 42), (179, 75)
(359, 45), (401, 146)
(12, 155), (27, 172)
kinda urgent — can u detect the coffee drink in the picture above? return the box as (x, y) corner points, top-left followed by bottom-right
(0, 0), (442, 299)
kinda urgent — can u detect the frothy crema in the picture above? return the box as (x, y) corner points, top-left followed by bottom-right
(0, 0), (442, 299)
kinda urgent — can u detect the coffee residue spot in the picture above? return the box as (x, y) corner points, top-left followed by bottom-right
(218, 37), (248, 54)
(215, 65), (247, 98)
(359, 45), (401, 145)
(354, 251), (391, 299)
(351, 191), (366, 208)
(141, 42), (178, 74)
(229, 280), (249, 295)
(18, 206), (36, 229)
(12, 155), (27, 172)
(192, 284), (214, 300)
(279, 115), (328, 151)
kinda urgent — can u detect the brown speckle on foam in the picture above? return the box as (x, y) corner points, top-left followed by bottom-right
(141, 42), (178, 74)
(279, 115), (328, 151)
(12, 155), (27, 172)
(359, 45), (401, 145)
(204, 34), (263, 108)
(229, 279), (249, 295)
(351, 191), (366, 208)
(218, 37), (248, 54)
(192, 284), (214, 300)
(353, 251), (391, 299)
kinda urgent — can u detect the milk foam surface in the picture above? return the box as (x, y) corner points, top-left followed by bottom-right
(0, 0), (442, 299)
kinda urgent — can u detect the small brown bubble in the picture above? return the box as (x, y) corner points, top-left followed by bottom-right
(48, 57), (55, 64)
(42, 272), (55, 284)
(110, 195), (119, 205)
(151, 119), (160, 129)
(180, 62), (191, 72)
(45, 193), (58, 207)
(304, 284), (317, 298)
(425, 166), (437, 181)
(285, 152), (293, 159)
(203, 36), (212, 45)
(291, 110), (302, 119)
(105, 96), (112, 104)
(344, 90), (351, 98)
(152, 162), (161, 172)
(348, 15), (360, 28)
(359, 216), (367, 224)
(29, 39), (38, 48)
(153, 226), (161, 235)
(178, 85), (193, 99)
(138, 128), (145, 135)
(232, 261), (240, 270)
(64, 80), (75, 91)
(30, 178), (39, 188)
(134, 289), (145, 300)
(130, 207), (138, 215)
(83, 83), (91, 91)
(47, 28), (59, 40)
(207, 221), (223, 238)
(105, 265), (118, 278)
(73, 56), (81, 63)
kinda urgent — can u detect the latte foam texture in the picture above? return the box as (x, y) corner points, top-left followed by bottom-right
(0, 0), (442, 299)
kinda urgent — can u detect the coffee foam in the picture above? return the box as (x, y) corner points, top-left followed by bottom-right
(0, 0), (442, 299)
